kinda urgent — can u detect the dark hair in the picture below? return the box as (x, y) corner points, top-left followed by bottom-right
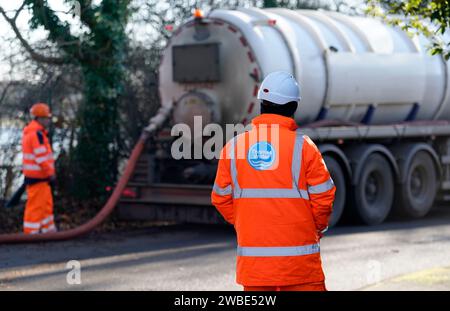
(260, 100), (298, 117)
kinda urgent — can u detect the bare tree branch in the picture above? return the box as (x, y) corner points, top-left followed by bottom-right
(0, 81), (15, 106)
(0, 4), (67, 65)
(13, 1), (27, 21)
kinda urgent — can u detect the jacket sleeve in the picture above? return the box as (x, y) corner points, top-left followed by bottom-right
(211, 142), (234, 224)
(30, 132), (54, 177)
(303, 135), (336, 231)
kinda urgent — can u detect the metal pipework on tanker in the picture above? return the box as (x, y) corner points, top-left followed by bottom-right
(159, 8), (450, 127)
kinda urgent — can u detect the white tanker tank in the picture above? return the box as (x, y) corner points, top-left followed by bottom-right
(159, 8), (450, 126)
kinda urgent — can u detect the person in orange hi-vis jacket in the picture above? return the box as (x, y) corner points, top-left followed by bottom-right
(22, 102), (57, 234)
(211, 71), (336, 291)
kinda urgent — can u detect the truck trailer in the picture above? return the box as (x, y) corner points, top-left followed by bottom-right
(117, 7), (450, 226)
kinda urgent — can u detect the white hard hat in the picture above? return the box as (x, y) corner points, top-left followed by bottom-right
(257, 71), (301, 105)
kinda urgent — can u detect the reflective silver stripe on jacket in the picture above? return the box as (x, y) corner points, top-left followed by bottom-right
(35, 153), (54, 164)
(229, 129), (309, 200)
(308, 178), (335, 194)
(23, 164), (42, 171)
(213, 183), (232, 196)
(23, 153), (36, 160)
(291, 130), (303, 190)
(239, 188), (309, 199)
(33, 146), (47, 154)
(237, 243), (320, 257)
(229, 136), (242, 198)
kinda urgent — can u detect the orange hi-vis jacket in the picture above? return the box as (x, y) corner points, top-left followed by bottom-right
(211, 114), (336, 286)
(22, 120), (55, 180)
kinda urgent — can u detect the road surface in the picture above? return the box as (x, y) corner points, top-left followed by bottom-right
(1, 206), (450, 290)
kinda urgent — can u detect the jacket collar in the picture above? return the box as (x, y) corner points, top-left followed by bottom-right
(251, 114), (298, 131)
(24, 120), (47, 135)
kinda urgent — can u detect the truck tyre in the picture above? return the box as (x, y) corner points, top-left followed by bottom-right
(395, 151), (437, 218)
(323, 155), (345, 227)
(354, 153), (394, 225)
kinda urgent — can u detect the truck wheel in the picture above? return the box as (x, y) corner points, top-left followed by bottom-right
(354, 153), (394, 225)
(323, 155), (345, 227)
(395, 151), (437, 218)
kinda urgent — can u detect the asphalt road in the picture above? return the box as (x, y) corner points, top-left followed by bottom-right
(1, 206), (450, 291)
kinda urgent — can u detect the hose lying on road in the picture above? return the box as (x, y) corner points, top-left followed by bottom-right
(0, 104), (173, 244)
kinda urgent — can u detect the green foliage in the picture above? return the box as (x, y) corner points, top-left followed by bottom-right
(366, 0), (450, 59)
(263, 0), (278, 7)
(25, 0), (131, 199)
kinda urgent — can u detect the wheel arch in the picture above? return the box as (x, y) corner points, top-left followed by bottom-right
(389, 142), (442, 185)
(318, 144), (352, 184)
(343, 144), (400, 185)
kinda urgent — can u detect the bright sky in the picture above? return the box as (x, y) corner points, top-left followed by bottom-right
(0, 0), (83, 41)
(0, 0), (167, 79)
(1, 1), (61, 78)
(0, 0), (105, 78)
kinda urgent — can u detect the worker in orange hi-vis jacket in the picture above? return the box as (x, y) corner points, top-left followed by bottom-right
(22, 103), (57, 234)
(211, 71), (336, 291)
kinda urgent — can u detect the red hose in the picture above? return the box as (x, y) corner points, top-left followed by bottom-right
(0, 135), (146, 244)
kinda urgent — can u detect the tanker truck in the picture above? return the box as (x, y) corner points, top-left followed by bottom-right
(117, 7), (450, 226)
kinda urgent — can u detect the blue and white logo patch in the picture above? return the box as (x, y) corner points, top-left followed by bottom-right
(247, 141), (276, 170)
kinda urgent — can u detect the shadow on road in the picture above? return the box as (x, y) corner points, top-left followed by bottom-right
(328, 205), (450, 236)
(0, 224), (236, 271)
(1, 205), (449, 277)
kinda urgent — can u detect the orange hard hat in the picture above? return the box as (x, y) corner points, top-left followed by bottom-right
(30, 102), (51, 118)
